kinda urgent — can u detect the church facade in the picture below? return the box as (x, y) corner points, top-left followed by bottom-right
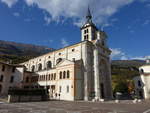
(21, 9), (113, 101)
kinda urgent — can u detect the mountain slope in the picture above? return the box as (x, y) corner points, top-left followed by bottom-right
(0, 40), (54, 64)
(112, 60), (145, 68)
(111, 60), (145, 94)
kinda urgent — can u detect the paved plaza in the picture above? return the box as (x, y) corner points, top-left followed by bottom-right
(0, 100), (150, 113)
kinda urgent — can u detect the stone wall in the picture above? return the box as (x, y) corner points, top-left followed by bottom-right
(8, 95), (46, 103)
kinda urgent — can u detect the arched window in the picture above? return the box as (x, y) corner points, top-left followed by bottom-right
(38, 63), (42, 71)
(63, 71), (66, 79)
(56, 58), (62, 64)
(46, 75), (48, 80)
(47, 61), (52, 69)
(42, 75), (44, 81)
(60, 72), (62, 79)
(51, 74), (53, 80)
(67, 70), (70, 78)
(31, 65), (35, 72)
(49, 74), (51, 80)
(43, 75), (46, 81)
(54, 73), (56, 80)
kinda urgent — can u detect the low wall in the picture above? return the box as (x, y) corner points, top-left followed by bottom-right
(8, 95), (47, 103)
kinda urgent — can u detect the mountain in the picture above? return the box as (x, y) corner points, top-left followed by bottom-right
(0, 40), (54, 64)
(111, 60), (145, 80)
(111, 60), (146, 93)
(112, 60), (145, 68)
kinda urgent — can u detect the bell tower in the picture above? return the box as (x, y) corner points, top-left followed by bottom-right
(81, 7), (98, 41)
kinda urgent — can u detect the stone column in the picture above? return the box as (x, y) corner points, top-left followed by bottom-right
(94, 46), (101, 100)
(83, 41), (90, 101)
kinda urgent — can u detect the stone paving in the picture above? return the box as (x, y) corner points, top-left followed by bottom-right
(0, 100), (150, 113)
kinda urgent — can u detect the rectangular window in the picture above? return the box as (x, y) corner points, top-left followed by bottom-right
(84, 30), (86, 34)
(10, 76), (14, 83)
(2, 65), (5, 72)
(138, 81), (141, 87)
(86, 35), (89, 40)
(54, 73), (56, 80)
(0, 75), (4, 82)
(84, 35), (86, 40)
(87, 29), (89, 33)
(67, 86), (69, 93)
(59, 86), (62, 93)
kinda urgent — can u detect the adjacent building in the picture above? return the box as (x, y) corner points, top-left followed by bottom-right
(0, 61), (40, 96)
(0, 62), (24, 96)
(134, 59), (150, 99)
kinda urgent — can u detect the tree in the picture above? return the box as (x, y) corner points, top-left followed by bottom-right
(114, 81), (128, 93)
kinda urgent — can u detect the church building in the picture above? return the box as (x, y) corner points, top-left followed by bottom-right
(22, 8), (113, 101)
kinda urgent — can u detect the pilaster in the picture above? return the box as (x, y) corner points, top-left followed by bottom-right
(94, 46), (101, 100)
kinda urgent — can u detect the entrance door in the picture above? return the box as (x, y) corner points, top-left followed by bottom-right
(100, 83), (105, 98)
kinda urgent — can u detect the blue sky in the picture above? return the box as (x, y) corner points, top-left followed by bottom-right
(0, 0), (150, 60)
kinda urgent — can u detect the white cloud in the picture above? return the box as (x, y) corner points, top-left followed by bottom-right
(111, 48), (150, 61)
(129, 30), (135, 33)
(146, 4), (150, 8)
(1, 0), (18, 7)
(24, 18), (34, 22)
(43, 39), (53, 43)
(131, 56), (150, 60)
(61, 38), (69, 47)
(73, 19), (85, 27)
(23, 0), (135, 26)
(44, 16), (52, 25)
(2, 0), (149, 26)
(101, 18), (118, 30)
(13, 12), (20, 17)
(111, 48), (129, 60)
(142, 20), (150, 26)
(121, 56), (128, 60)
